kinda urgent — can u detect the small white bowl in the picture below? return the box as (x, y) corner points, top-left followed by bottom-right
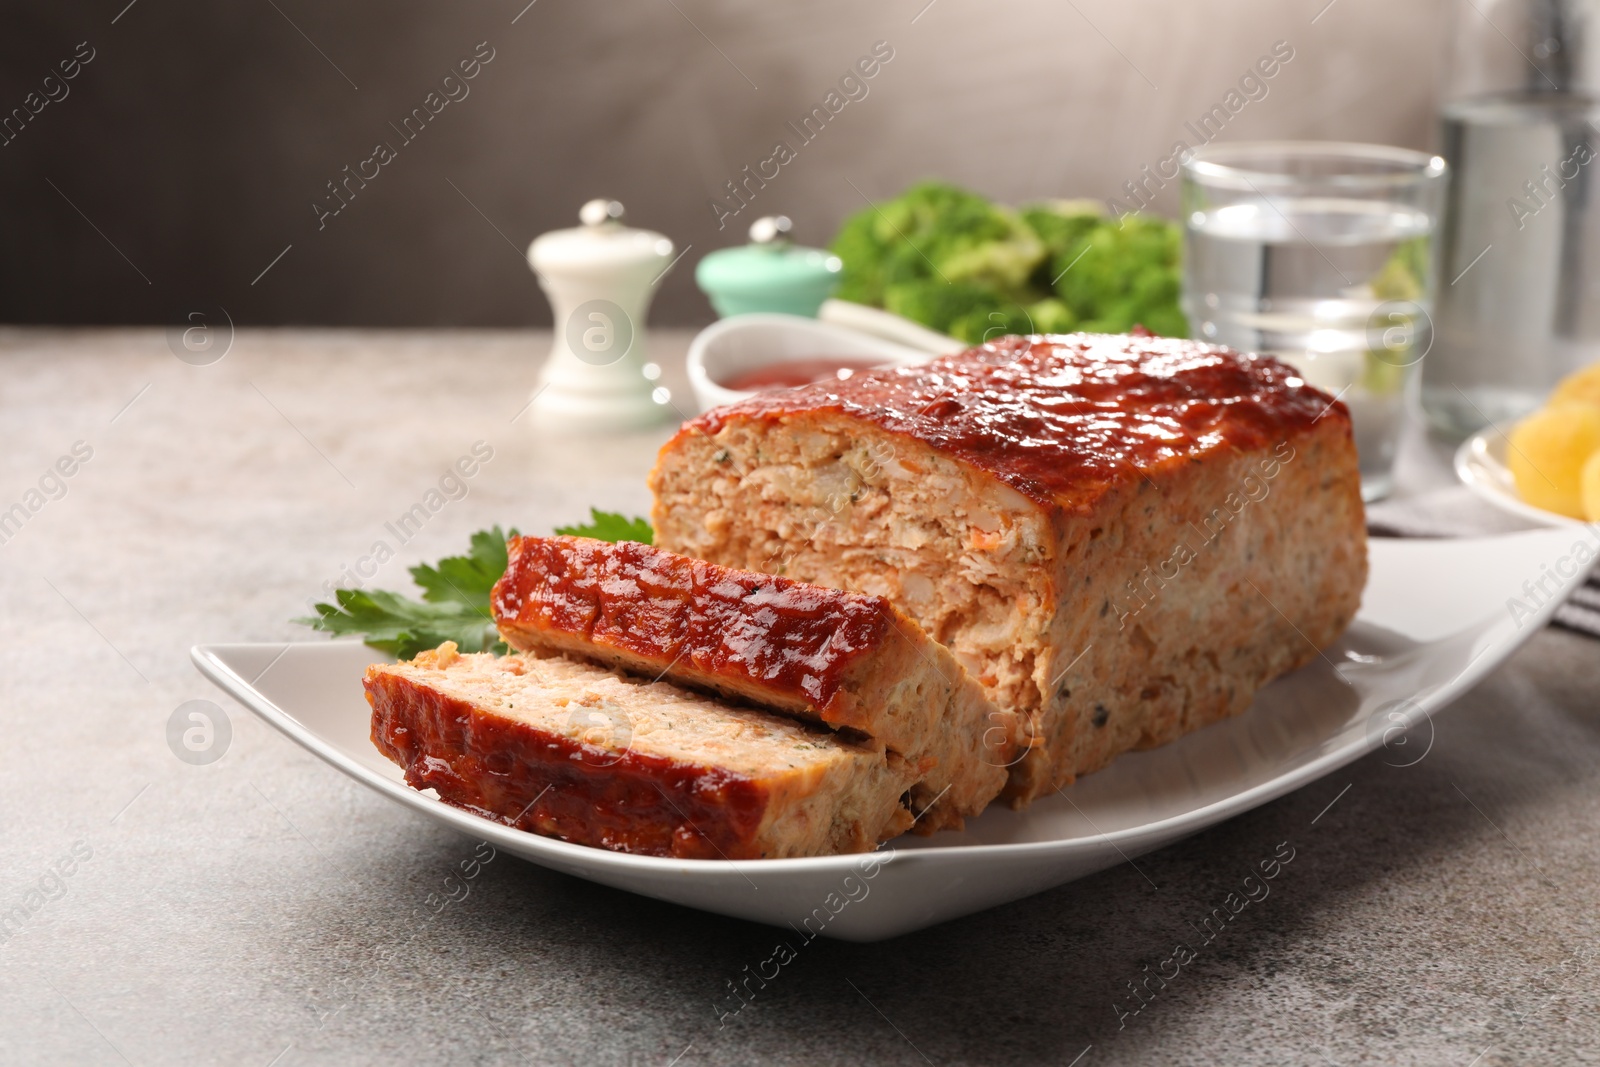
(685, 313), (934, 412)
(1454, 428), (1584, 528)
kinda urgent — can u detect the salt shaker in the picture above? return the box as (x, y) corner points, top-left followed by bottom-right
(526, 199), (677, 431)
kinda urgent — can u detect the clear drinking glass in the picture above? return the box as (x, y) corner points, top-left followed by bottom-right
(1424, 0), (1600, 439)
(1180, 142), (1448, 502)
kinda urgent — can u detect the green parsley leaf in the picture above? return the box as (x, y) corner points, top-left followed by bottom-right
(295, 587), (506, 661)
(294, 516), (649, 659)
(296, 525), (518, 659)
(553, 508), (653, 544)
(410, 525), (518, 606)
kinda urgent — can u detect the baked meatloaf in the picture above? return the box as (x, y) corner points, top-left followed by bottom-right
(649, 333), (1367, 802)
(490, 535), (1011, 830)
(367, 642), (917, 858)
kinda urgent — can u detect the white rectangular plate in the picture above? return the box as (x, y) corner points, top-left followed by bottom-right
(192, 530), (1593, 941)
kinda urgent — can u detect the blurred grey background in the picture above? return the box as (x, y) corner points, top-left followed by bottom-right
(0, 0), (1448, 326)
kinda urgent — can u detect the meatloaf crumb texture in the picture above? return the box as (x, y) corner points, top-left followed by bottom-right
(649, 333), (1367, 802)
(366, 643), (917, 858)
(490, 535), (1012, 830)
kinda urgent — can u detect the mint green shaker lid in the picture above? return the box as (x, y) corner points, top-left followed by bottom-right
(695, 216), (842, 319)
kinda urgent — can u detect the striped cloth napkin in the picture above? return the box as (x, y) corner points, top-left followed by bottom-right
(1366, 487), (1600, 639)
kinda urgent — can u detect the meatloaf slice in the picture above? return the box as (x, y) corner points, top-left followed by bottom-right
(649, 333), (1367, 803)
(366, 642), (916, 859)
(490, 535), (1012, 830)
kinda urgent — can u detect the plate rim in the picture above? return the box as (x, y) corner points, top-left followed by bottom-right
(189, 529), (1587, 878)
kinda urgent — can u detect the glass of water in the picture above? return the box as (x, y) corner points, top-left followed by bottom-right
(1180, 142), (1448, 501)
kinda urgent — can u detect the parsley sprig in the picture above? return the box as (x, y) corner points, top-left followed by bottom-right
(295, 513), (651, 659)
(555, 508), (653, 544)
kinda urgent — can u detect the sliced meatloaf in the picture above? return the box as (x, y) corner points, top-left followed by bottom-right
(490, 535), (1012, 830)
(367, 642), (917, 858)
(649, 333), (1367, 803)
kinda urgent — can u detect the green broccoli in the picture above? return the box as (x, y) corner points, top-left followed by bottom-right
(830, 208), (891, 305)
(829, 183), (1187, 342)
(883, 279), (999, 335)
(1050, 213), (1186, 338)
(832, 180), (1046, 301)
(1027, 297), (1077, 334)
(932, 206), (1044, 291)
(1051, 226), (1119, 316)
(1020, 201), (1103, 261)
(949, 303), (1038, 344)
(1132, 304), (1189, 338)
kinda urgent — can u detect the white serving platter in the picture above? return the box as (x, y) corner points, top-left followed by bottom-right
(193, 530), (1591, 941)
(1455, 427), (1586, 528)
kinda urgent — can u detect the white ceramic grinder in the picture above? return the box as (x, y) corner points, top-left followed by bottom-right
(527, 199), (676, 430)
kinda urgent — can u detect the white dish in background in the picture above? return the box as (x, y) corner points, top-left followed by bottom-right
(193, 531), (1588, 942)
(816, 298), (968, 357)
(1455, 428), (1585, 528)
(685, 313), (931, 412)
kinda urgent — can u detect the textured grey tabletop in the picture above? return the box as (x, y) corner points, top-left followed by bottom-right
(1, 328), (1596, 1067)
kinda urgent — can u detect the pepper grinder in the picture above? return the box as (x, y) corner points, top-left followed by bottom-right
(527, 199), (676, 430)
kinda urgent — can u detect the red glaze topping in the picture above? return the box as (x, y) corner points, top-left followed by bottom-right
(492, 537), (891, 718)
(367, 668), (772, 858)
(684, 333), (1343, 511)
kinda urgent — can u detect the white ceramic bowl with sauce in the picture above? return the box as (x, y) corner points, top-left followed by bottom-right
(685, 313), (935, 413)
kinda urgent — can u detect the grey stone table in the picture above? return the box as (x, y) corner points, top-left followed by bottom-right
(1, 328), (1596, 1067)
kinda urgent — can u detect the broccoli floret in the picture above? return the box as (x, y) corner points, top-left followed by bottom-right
(1052, 213), (1185, 337)
(1080, 305), (1136, 335)
(930, 202), (1045, 291)
(949, 303), (1039, 345)
(1021, 202), (1103, 263)
(830, 208), (891, 305)
(1136, 305), (1190, 338)
(830, 181), (1047, 302)
(1052, 227), (1122, 317)
(883, 279), (998, 335)
(829, 183), (1186, 342)
(1027, 297), (1077, 335)
(1082, 296), (1187, 339)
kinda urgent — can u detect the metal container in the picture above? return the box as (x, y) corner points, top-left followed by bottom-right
(1425, 0), (1600, 438)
